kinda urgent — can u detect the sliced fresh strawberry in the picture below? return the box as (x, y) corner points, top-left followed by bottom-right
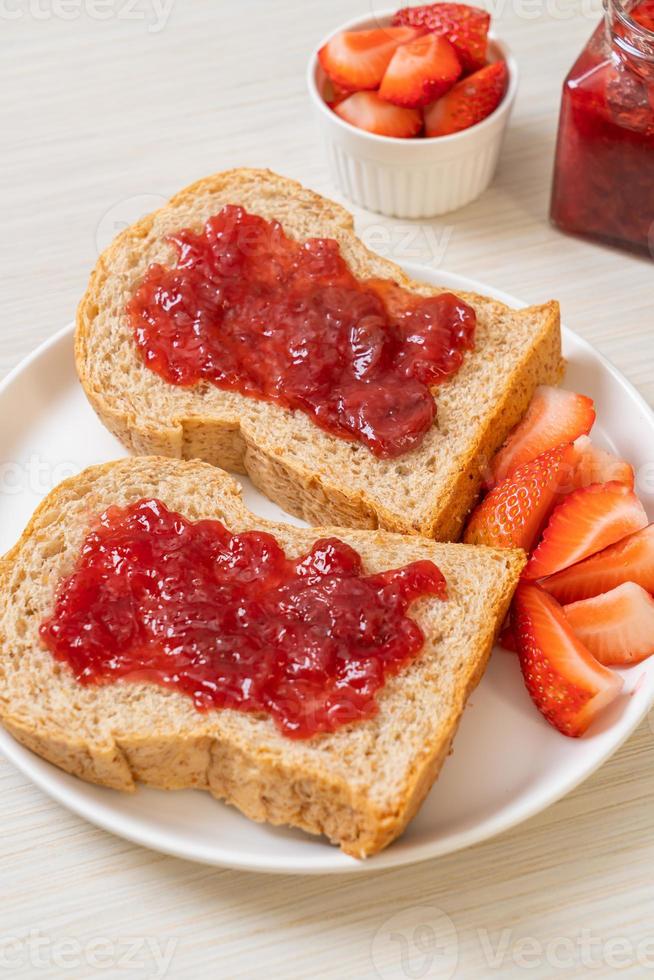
(563, 582), (654, 667)
(571, 435), (635, 490)
(323, 77), (352, 108)
(524, 482), (648, 581)
(463, 444), (577, 552)
(318, 27), (419, 91)
(513, 583), (623, 737)
(392, 3), (490, 71)
(543, 524), (654, 604)
(424, 60), (508, 137)
(334, 91), (423, 138)
(498, 620), (517, 652)
(487, 387), (596, 487)
(379, 33), (461, 108)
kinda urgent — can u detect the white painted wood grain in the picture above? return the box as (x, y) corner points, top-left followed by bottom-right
(1, 2), (653, 977)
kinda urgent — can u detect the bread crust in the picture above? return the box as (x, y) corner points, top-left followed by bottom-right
(0, 458), (525, 857)
(75, 169), (563, 540)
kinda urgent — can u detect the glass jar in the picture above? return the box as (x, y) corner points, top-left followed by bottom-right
(550, 0), (654, 256)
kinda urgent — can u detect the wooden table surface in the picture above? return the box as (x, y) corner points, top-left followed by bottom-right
(2, 2), (653, 977)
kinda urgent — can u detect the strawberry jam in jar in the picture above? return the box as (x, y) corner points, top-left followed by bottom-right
(550, 0), (654, 255)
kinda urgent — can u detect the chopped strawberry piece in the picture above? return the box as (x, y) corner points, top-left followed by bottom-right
(318, 27), (419, 91)
(379, 33), (461, 108)
(323, 77), (352, 108)
(334, 92), (422, 139)
(563, 582), (654, 667)
(543, 524), (654, 604)
(334, 91), (423, 138)
(513, 583), (623, 737)
(424, 60), (508, 137)
(524, 482), (648, 581)
(488, 387), (596, 487)
(571, 435), (635, 490)
(392, 2), (490, 71)
(464, 444), (577, 552)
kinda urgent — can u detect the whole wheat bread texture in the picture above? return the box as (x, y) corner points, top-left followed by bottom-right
(76, 169), (563, 541)
(0, 457), (524, 857)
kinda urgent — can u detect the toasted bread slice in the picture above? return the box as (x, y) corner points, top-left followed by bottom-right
(75, 169), (563, 541)
(0, 457), (524, 857)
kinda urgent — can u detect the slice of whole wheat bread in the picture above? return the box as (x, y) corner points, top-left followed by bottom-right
(75, 169), (563, 541)
(0, 457), (524, 857)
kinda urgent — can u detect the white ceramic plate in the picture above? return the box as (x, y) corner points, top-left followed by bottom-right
(1, 265), (654, 875)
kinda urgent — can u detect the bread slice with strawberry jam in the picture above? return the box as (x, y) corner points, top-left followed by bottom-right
(0, 457), (525, 857)
(75, 169), (563, 541)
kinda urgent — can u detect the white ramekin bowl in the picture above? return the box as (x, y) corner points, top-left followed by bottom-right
(307, 10), (518, 219)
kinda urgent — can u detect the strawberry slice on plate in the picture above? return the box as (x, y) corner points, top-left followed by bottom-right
(391, 2), (491, 71)
(334, 91), (423, 138)
(524, 481), (648, 581)
(424, 60), (508, 137)
(463, 443), (576, 552)
(488, 386), (596, 487)
(563, 582), (654, 667)
(379, 33), (462, 108)
(571, 435), (635, 490)
(543, 523), (654, 604)
(513, 583), (623, 737)
(498, 619), (517, 652)
(318, 27), (419, 91)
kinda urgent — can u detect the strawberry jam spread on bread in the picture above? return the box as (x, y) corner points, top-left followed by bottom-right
(39, 499), (447, 738)
(127, 206), (476, 458)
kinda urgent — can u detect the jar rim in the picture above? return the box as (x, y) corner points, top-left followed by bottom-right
(609, 0), (654, 41)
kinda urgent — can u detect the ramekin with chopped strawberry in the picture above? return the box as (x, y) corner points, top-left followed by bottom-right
(464, 385), (654, 739)
(308, 6), (517, 217)
(318, 4), (508, 139)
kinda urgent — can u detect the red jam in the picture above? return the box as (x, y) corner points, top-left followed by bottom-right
(127, 206), (476, 458)
(550, 1), (654, 255)
(40, 499), (446, 738)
